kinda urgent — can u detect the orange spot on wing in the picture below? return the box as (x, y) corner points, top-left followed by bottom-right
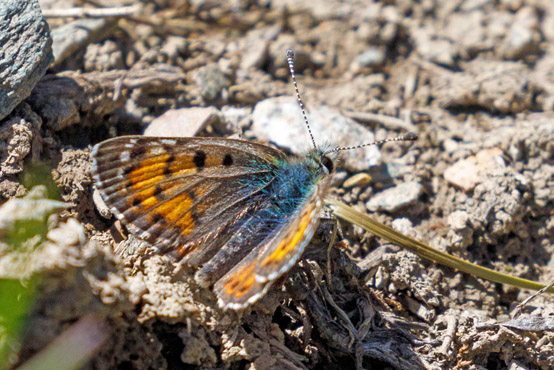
(168, 153), (200, 174)
(167, 152), (227, 173)
(223, 263), (257, 299)
(157, 193), (193, 217)
(129, 152), (240, 191)
(204, 155), (226, 167)
(128, 154), (171, 190)
(130, 174), (168, 191)
(157, 184), (210, 236)
(172, 212), (195, 236)
(127, 180), (180, 210)
(260, 205), (316, 270)
(126, 190), (196, 237)
(157, 192), (195, 231)
(129, 153), (216, 190)
(124, 151), (226, 239)
(129, 186), (158, 209)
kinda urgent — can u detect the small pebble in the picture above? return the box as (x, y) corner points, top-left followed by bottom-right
(366, 181), (423, 212)
(343, 173), (372, 188)
(443, 148), (505, 192)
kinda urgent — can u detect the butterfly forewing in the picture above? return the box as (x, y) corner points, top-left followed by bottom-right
(91, 136), (286, 259)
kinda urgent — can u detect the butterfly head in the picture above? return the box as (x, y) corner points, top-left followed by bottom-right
(305, 148), (336, 179)
(320, 153), (334, 175)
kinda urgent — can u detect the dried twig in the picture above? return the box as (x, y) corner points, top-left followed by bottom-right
(439, 315), (458, 355)
(29, 67), (186, 131)
(43, 5), (141, 18)
(297, 302), (313, 347)
(253, 326), (308, 369)
(341, 110), (417, 132)
(356, 297), (375, 341)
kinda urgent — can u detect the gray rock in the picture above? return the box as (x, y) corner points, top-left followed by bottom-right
(433, 60), (535, 113)
(0, 0), (52, 120)
(51, 18), (115, 67)
(412, 28), (456, 66)
(84, 40), (125, 72)
(444, 11), (488, 57)
(239, 25), (281, 70)
(366, 181), (423, 212)
(503, 7), (541, 60)
(251, 97), (381, 171)
(220, 106), (252, 134)
(447, 210), (474, 249)
(191, 63), (230, 102)
(391, 218), (415, 236)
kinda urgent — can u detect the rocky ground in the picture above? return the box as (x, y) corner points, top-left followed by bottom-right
(1, 0), (554, 369)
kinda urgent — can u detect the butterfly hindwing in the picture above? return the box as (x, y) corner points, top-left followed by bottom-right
(255, 178), (329, 282)
(214, 178), (329, 309)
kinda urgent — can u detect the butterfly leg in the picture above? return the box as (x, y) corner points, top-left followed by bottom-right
(312, 216), (341, 291)
(324, 218), (339, 291)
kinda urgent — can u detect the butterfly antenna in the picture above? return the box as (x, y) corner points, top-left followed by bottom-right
(287, 49), (317, 150)
(324, 132), (418, 155)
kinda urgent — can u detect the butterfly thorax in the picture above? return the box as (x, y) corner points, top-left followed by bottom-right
(261, 150), (332, 217)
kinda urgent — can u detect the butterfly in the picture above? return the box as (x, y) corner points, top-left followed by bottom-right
(90, 49), (417, 310)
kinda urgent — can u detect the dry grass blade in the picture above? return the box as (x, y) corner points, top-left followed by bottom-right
(326, 198), (554, 294)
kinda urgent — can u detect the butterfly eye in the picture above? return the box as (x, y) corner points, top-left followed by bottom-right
(321, 156), (334, 174)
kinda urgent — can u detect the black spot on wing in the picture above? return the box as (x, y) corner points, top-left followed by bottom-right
(131, 146), (147, 157)
(223, 154), (233, 166)
(152, 213), (165, 224)
(193, 150), (206, 170)
(124, 163), (138, 175)
(154, 184), (164, 200)
(164, 154), (175, 176)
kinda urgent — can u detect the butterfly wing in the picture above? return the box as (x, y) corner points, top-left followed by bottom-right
(255, 177), (330, 282)
(91, 135), (286, 261)
(214, 177), (330, 310)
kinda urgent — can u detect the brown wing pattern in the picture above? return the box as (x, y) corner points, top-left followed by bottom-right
(91, 135), (286, 260)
